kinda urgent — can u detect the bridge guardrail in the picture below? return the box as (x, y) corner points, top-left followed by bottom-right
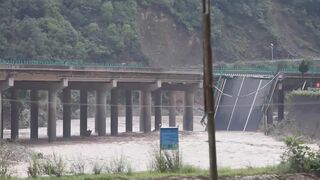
(0, 59), (145, 68)
(3, 59), (320, 75)
(215, 66), (320, 75)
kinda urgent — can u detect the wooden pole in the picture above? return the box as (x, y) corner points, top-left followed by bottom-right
(202, 0), (218, 179)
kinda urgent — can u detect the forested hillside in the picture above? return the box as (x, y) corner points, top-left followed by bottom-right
(1, 0), (320, 67)
(0, 0), (145, 64)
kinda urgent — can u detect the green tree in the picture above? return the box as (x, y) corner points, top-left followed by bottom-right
(101, 1), (113, 22)
(299, 60), (310, 77)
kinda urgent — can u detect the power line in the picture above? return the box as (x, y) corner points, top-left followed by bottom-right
(1, 98), (320, 108)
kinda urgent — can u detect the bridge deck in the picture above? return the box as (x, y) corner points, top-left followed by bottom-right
(215, 76), (273, 131)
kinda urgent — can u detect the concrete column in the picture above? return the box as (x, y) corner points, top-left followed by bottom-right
(95, 91), (98, 133)
(48, 88), (57, 142)
(183, 90), (194, 131)
(169, 91), (176, 127)
(125, 90), (133, 132)
(30, 90), (39, 139)
(278, 84), (284, 121)
(140, 90), (151, 133)
(11, 88), (19, 140)
(80, 89), (88, 136)
(96, 89), (106, 136)
(267, 106), (273, 125)
(111, 89), (118, 136)
(63, 88), (71, 138)
(154, 90), (162, 130)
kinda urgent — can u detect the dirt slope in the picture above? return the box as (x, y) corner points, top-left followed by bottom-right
(271, 2), (320, 58)
(136, 2), (320, 67)
(136, 7), (202, 68)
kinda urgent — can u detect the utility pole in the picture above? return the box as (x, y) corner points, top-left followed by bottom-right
(270, 43), (274, 60)
(202, 0), (218, 180)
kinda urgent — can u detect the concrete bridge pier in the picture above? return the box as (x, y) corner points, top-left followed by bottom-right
(267, 106), (273, 125)
(63, 88), (71, 138)
(140, 90), (151, 133)
(80, 89), (88, 136)
(110, 88), (118, 136)
(278, 83), (284, 121)
(169, 91), (176, 127)
(95, 91), (98, 133)
(154, 90), (162, 130)
(11, 88), (19, 140)
(125, 90), (133, 132)
(48, 88), (57, 142)
(183, 90), (194, 131)
(96, 88), (107, 136)
(30, 90), (39, 139)
(0, 79), (14, 139)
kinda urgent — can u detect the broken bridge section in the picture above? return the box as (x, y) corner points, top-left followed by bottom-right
(215, 76), (274, 131)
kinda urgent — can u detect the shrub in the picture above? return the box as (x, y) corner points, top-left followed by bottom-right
(0, 142), (32, 178)
(92, 161), (103, 175)
(150, 150), (182, 173)
(27, 153), (43, 178)
(0, 143), (16, 177)
(0, 158), (10, 178)
(286, 90), (320, 110)
(105, 155), (132, 174)
(70, 156), (86, 175)
(281, 136), (320, 173)
(287, 90), (320, 100)
(41, 153), (66, 177)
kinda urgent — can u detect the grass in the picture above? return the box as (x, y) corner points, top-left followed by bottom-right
(14, 165), (288, 180)
(219, 166), (284, 177)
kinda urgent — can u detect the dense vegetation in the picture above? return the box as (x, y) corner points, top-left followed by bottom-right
(281, 136), (320, 174)
(287, 90), (320, 102)
(0, 0), (144, 64)
(0, 0), (320, 64)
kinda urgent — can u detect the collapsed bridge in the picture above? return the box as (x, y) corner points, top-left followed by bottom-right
(214, 75), (276, 131)
(0, 60), (319, 142)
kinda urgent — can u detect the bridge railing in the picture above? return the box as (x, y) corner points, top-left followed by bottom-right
(0, 59), (145, 68)
(214, 66), (320, 75)
(215, 67), (277, 75)
(3, 59), (320, 74)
